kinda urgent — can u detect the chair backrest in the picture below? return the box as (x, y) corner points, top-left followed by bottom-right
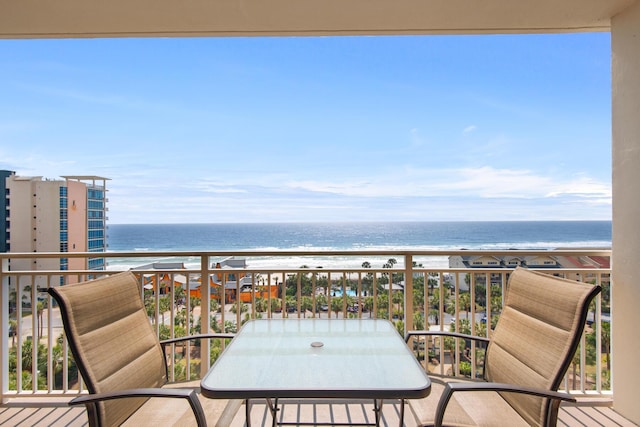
(49, 271), (168, 427)
(485, 267), (601, 426)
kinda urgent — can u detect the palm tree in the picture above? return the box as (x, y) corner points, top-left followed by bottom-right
(331, 297), (343, 317)
(429, 292), (442, 325)
(189, 296), (201, 312)
(413, 311), (425, 330)
(230, 301), (248, 315)
(158, 295), (171, 325)
(315, 293), (328, 315)
(443, 335), (457, 375)
(490, 295), (503, 317)
(363, 296), (375, 318)
(36, 300), (46, 338)
(376, 294), (389, 318)
(270, 297), (282, 313)
(300, 296), (313, 317)
(285, 296), (297, 316)
(360, 261), (375, 296)
(51, 334), (65, 389)
(586, 320), (612, 376)
(458, 293), (472, 319)
(392, 291), (404, 319)
(602, 321), (611, 371)
(9, 319), (17, 347)
(210, 299), (220, 313)
(145, 298), (156, 323)
(254, 297), (268, 313)
(394, 319), (405, 336)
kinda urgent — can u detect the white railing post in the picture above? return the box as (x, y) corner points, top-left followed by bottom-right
(201, 254), (211, 378)
(0, 249), (614, 398)
(404, 254), (413, 337)
(1, 258), (8, 402)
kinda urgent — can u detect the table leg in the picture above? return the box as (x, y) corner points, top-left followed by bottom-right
(399, 399), (405, 427)
(373, 399), (383, 427)
(245, 399), (251, 427)
(266, 397), (280, 427)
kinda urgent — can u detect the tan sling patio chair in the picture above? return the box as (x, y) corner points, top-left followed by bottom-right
(48, 271), (242, 427)
(405, 267), (601, 427)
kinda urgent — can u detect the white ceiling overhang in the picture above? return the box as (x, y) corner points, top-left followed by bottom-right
(0, 0), (637, 39)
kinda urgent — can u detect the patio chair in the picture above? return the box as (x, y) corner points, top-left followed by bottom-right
(48, 271), (242, 427)
(405, 266), (601, 427)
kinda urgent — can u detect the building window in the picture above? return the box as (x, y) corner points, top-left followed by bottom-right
(89, 258), (105, 270)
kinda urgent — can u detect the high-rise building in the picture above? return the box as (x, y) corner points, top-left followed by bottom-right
(0, 170), (12, 254)
(1, 170), (109, 284)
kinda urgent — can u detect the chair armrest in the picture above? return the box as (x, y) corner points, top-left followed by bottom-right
(69, 388), (207, 427)
(160, 333), (235, 381)
(160, 333), (235, 347)
(434, 382), (577, 427)
(406, 330), (490, 379)
(405, 330), (490, 344)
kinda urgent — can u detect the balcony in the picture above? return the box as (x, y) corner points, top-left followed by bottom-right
(2, 248), (634, 426)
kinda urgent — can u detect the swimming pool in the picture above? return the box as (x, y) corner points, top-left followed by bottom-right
(330, 288), (358, 297)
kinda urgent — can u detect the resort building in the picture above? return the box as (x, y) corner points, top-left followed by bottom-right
(1, 171), (109, 284)
(449, 252), (609, 271)
(211, 257), (279, 303)
(449, 252), (611, 286)
(132, 262), (188, 295)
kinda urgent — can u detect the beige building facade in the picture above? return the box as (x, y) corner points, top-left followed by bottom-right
(2, 172), (109, 285)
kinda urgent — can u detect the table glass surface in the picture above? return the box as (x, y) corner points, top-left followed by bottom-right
(200, 319), (430, 399)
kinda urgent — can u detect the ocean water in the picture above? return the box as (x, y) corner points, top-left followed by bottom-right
(106, 221), (611, 270)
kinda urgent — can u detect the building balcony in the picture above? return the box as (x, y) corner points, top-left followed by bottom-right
(1, 249), (634, 426)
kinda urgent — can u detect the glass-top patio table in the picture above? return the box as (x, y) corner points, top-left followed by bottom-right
(201, 318), (431, 427)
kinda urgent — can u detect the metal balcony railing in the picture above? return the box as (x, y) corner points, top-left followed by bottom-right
(1, 249), (611, 401)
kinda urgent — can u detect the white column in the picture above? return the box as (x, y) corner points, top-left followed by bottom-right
(611, 2), (640, 424)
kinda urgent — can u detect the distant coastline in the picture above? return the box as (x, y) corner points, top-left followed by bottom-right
(106, 221), (611, 271)
(107, 221), (612, 251)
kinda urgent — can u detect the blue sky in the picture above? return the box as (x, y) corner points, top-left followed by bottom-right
(1, 34), (612, 224)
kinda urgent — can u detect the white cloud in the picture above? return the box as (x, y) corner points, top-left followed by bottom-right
(3, 35), (612, 224)
(545, 177), (611, 199)
(277, 166), (612, 204)
(286, 180), (375, 196)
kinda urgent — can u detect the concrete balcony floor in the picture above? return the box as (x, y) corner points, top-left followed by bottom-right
(0, 397), (636, 427)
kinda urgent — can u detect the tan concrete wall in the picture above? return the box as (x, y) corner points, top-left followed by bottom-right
(611, 1), (640, 423)
(6, 178), (33, 254)
(33, 181), (62, 272)
(67, 180), (87, 273)
(6, 177), (61, 278)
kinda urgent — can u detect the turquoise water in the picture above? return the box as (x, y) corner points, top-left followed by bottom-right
(106, 221), (611, 270)
(330, 289), (358, 297)
(108, 221), (611, 252)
